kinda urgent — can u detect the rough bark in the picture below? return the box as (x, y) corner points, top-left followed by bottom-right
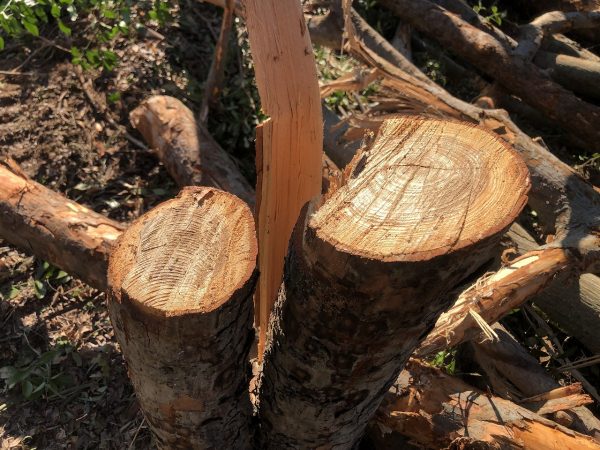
(469, 322), (600, 440)
(379, 0), (600, 151)
(0, 159), (124, 291)
(244, 0), (324, 356)
(371, 359), (600, 450)
(107, 187), (257, 449)
(257, 116), (529, 448)
(508, 223), (600, 354)
(129, 95), (255, 208)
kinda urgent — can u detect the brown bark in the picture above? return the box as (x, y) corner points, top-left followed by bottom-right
(245, 0), (324, 357)
(534, 51), (600, 100)
(508, 223), (600, 354)
(107, 187), (257, 449)
(0, 159), (124, 291)
(469, 322), (600, 439)
(129, 95), (255, 208)
(379, 0), (600, 151)
(257, 116), (529, 448)
(371, 359), (600, 450)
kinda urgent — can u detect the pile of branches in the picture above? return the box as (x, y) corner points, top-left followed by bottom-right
(2, 0), (600, 448)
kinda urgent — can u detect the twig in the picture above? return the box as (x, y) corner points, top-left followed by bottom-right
(75, 68), (148, 151)
(558, 354), (600, 372)
(128, 416), (146, 450)
(199, 0), (235, 124)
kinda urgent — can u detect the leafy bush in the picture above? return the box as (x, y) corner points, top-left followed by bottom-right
(0, 0), (171, 70)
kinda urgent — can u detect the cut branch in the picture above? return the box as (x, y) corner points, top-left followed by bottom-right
(130, 96), (255, 208)
(0, 159), (124, 291)
(107, 187), (257, 448)
(258, 116), (529, 448)
(371, 359), (600, 450)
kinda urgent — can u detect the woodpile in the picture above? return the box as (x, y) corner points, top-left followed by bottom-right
(3, 0), (600, 448)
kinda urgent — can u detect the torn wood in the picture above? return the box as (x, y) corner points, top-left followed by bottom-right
(244, 0), (323, 356)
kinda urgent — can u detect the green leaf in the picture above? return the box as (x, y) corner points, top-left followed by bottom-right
(0, 36), (5, 51)
(34, 280), (46, 299)
(22, 19), (39, 37)
(22, 380), (33, 399)
(57, 19), (71, 36)
(51, 3), (61, 18)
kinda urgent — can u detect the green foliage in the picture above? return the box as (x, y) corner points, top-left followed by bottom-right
(0, 344), (75, 401)
(33, 260), (70, 300)
(472, 1), (507, 26)
(430, 348), (457, 374)
(0, 0), (172, 71)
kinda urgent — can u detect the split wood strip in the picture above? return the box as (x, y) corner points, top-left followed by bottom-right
(0, 159), (123, 290)
(258, 116), (529, 448)
(371, 359), (600, 450)
(244, 0), (323, 356)
(107, 187), (257, 449)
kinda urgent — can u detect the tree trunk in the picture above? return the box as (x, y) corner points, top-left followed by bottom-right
(257, 116), (529, 448)
(0, 159), (124, 291)
(129, 95), (255, 208)
(107, 187), (257, 449)
(379, 0), (600, 151)
(371, 359), (600, 450)
(244, 0), (324, 356)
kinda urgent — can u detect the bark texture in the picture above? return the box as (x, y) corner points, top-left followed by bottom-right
(107, 187), (257, 449)
(0, 159), (123, 290)
(379, 0), (600, 151)
(130, 95), (255, 208)
(258, 116), (529, 449)
(371, 359), (600, 450)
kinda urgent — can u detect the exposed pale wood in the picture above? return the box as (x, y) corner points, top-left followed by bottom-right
(371, 359), (600, 450)
(130, 95), (255, 208)
(258, 116), (529, 448)
(0, 159), (123, 290)
(534, 51), (600, 100)
(244, 0), (323, 357)
(107, 187), (257, 449)
(416, 247), (571, 357)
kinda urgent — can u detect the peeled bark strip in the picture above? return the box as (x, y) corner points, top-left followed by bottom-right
(416, 247), (572, 357)
(258, 116), (529, 448)
(378, 0), (600, 151)
(107, 187), (257, 449)
(0, 160), (124, 290)
(245, 0), (323, 356)
(372, 359), (600, 450)
(130, 95), (255, 208)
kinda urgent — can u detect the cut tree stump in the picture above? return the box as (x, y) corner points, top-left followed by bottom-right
(257, 116), (529, 448)
(370, 359), (600, 450)
(107, 187), (257, 449)
(0, 159), (124, 290)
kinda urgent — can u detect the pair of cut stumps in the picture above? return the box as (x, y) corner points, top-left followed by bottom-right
(107, 116), (529, 449)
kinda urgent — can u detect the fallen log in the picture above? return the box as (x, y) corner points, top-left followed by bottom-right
(508, 222), (600, 354)
(371, 359), (600, 450)
(257, 116), (529, 448)
(107, 186), (257, 449)
(379, 0), (600, 151)
(245, 0), (323, 356)
(468, 322), (600, 439)
(534, 51), (600, 101)
(0, 159), (124, 291)
(129, 95), (255, 208)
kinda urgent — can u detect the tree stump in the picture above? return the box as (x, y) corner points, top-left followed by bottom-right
(107, 187), (257, 449)
(257, 116), (530, 448)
